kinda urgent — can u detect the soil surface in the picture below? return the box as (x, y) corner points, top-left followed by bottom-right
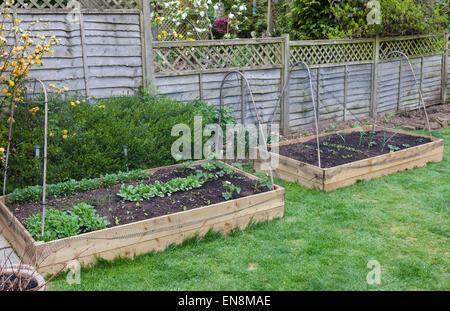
(9, 166), (269, 229)
(0, 274), (38, 291)
(276, 130), (432, 168)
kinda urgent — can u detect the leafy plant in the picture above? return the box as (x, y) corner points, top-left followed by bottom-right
(180, 160), (196, 172)
(380, 132), (398, 152)
(253, 171), (274, 191)
(384, 113), (394, 123)
(118, 174), (205, 202)
(280, 0), (448, 40)
(25, 209), (79, 242)
(388, 145), (400, 152)
(25, 203), (108, 242)
(70, 203), (110, 234)
(8, 170), (151, 204)
(368, 131), (376, 149)
(201, 160), (216, 172)
(222, 181), (241, 200)
(359, 131), (366, 147)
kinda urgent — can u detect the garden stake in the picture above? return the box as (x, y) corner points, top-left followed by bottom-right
(2, 91), (16, 196)
(39, 79), (49, 237)
(273, 61), (322, 168)
(219, 71), (274, 186)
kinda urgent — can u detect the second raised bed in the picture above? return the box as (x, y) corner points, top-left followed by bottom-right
(255, 126), (444, 191)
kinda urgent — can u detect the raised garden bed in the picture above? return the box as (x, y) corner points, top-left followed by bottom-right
(0, 161), (285, 276)
(254, 126), (444, 191)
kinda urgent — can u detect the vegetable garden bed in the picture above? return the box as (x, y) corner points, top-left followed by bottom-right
(0, 161), (285, 276)
(254, 126), (444, 191)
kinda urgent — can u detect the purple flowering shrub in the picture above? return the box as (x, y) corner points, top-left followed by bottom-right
(212, 18), (235, 37)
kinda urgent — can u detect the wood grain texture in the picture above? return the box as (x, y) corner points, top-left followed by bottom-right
(13, 11), (143, 99)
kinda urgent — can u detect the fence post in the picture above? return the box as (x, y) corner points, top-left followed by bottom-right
(442, 32), (448, 104)
(280, 34), (290, 136)
(140, 0), (155, 89)
(370, 35), (380, 118)
(78, 11), (90, 97)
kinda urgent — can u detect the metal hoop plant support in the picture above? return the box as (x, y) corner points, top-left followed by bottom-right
(269, 61), (322, 168)
(378, 51), (433, 139)
(217, 70), (274, 186)
(2, 78), (49, 236)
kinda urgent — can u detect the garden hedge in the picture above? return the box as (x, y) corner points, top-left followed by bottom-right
(0, 94), (234, 192)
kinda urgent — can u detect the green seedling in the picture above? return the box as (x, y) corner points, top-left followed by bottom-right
(388, 145), (400, 152)
(253, 171), (274, 191)
(384, 113), (393, 123)
(222, 181), (241, 200)
(359, 131), (366, 146)
(380, 132), (398, 152)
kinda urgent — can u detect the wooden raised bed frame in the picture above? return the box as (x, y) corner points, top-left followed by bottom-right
(0, 162), (285, 276)
(254, 126), (444, 191)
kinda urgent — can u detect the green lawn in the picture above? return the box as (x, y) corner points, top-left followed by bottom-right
(49, 128), (449, 291)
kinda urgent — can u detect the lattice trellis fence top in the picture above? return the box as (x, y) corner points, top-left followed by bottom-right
(289, 40), (374, 67)
(153, 41), (283, 74)
(0, 0), (139, 9)
(379, 36), (446, 59)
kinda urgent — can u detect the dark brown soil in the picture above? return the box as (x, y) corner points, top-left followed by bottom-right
(0, 274), (39, 291)
(9, 166), (270, 230)
(276, 130), (432, 168)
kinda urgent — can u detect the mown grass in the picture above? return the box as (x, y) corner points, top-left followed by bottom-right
(49, 128), (449, 291)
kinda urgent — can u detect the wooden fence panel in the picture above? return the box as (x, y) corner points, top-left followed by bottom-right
(422, 55), (443, 105)
(13, 10), (144, 99)
(5, 5), (449, 133)
(83, 12), (143, 98)
(378, 55), (443, 114)
(345, 64), (372, 120)
(16, 13), (86, 94)
(155, 69), (282, 126)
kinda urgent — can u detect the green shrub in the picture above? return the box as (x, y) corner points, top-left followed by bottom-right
(70, 203), (110, 234)
(279, 0), (448, 40)
(25, 203), (109, 242)
(0, 93), (234, 192)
